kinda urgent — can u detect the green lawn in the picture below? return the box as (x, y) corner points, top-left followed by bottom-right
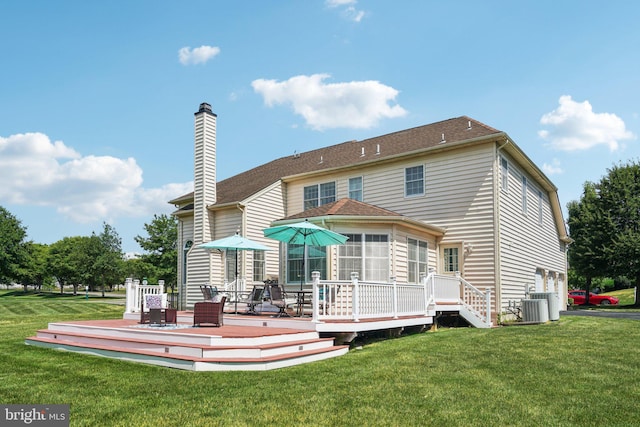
(603, 287), (636, 306)
(1, 290), (639, 427)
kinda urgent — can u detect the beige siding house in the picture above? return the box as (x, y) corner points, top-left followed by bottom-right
(170, 103), (570, 323)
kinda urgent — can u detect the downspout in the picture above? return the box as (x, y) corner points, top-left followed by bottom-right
(494, 137), (510, 321)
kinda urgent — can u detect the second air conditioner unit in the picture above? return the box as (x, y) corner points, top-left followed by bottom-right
(521, 299), (549, 323)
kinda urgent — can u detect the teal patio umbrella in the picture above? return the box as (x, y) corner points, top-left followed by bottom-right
(197, 232), (272, 313)
(263, 220), (348, 290)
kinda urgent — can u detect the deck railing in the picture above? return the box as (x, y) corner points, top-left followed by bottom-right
(312, 272), (435, 322)
(458, 273), (492, 325)
(124, 278), (165, 313)
(311, 270), (491, 327)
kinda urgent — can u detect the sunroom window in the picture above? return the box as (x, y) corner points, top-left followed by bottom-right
(408, 238), (428, 283)
(339, 233), (389, 281)
(286, 244), (327, 284)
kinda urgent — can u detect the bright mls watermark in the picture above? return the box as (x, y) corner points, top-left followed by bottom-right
(1, 405), (69, 426)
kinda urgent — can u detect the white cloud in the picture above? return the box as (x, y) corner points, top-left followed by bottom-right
(542, 158), (563, 176)
(344, 6), (365, 22)
(538, 95), (635, 151)
(325, 0), (365, 22)
(326, 0), (356, 7)
(178, 45), (220, 65)
(0, 132), (193, 223)
(252, 74), (407, 130)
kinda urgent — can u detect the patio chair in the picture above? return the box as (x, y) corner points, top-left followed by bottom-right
(193, 296), (226, 327)
(268, 284), (290, 317)
(245, 286), (265, 315)
(140, 294), (175, 324)
(200, 284), (218, 301)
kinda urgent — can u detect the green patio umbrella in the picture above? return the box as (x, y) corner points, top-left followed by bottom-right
(262, 220), (348, 290)
(197, 232), (272, 313)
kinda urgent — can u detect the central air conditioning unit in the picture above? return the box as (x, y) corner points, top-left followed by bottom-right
(529, 292), (560, 321)
(521, 299), (549, 323)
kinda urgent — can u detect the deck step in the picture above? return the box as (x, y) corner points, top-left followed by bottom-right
(26, 336), (349, 371)
(32, 329), (337, 359)
(25, 320), (349, 371)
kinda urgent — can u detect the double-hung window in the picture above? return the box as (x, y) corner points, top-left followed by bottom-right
(349, 176), (363, 201)
(537, 189), (543, 225)
(405, 165), (424, 197)
(304, 182), (336, 210)
(408, 238), (428, 283)
(522, 176), (528, 215)
(501, 157), (509, 192)
(252, 250), (265, 282)
(225, 249), (237, 283)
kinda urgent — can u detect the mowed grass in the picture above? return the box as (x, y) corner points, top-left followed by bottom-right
(603, 287), (636, 306)
(1, 290), (639, 427)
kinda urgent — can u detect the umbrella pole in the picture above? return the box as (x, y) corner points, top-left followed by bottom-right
(301, 242), (306, 291)
(234, 249), (239, 314)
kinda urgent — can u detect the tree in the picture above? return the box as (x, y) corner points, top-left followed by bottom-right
(569, 160), (640, 306)
(134, 214), (178, 290)
(567, 182), (608, 304)
(15, 242), (51, 292)
(0, 206), (28, 285)
(92, 223), (124, 297)
(597, 161), (640, 305)
(48, 236), (96, 295)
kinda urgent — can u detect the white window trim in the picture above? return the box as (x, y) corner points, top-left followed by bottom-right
(407, 237), (429, 284)
(500, 157), (509, 193)
(348, 176), (364, 201)
(405, 165), (425, 198)
(521, 175), (528, 215)
(303, 181), (336, 210)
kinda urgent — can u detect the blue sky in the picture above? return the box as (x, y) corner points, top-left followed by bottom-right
(1, 1), (638, 254)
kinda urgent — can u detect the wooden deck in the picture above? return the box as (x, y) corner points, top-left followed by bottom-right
(25, 310), (434, 371)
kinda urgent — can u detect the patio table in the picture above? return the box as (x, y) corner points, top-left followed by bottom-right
(290, 290), (313, 317)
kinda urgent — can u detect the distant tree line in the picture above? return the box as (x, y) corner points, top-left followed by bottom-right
(0, 207), (177, 296)
(567, 160), (640, 305)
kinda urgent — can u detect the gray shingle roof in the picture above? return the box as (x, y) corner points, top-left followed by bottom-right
(172, 116), (501, 206)
(284, 198), (401, 220)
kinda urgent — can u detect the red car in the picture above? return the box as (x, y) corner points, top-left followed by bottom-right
(568, 290), (619, 306)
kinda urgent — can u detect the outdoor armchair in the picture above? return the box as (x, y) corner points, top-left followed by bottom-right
(193, 296), (226, 327)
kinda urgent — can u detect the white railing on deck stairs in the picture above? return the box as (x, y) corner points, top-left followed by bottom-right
(310, 270), (492, 328)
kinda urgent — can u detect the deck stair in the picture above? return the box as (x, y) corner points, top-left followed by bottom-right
(26, 320), (349, 371)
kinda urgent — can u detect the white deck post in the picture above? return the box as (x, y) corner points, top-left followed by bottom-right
(351, 272), (360, 322)
(133, 279), (140, 312)
(485, 288), (492, 325)
(311, 271), (320, 322)
(421, 271), (429, 316)
(391, 276), (398, 319)
(124, 278), (134, 313)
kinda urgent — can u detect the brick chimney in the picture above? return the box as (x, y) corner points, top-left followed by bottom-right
(193, 102), (216, 244)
